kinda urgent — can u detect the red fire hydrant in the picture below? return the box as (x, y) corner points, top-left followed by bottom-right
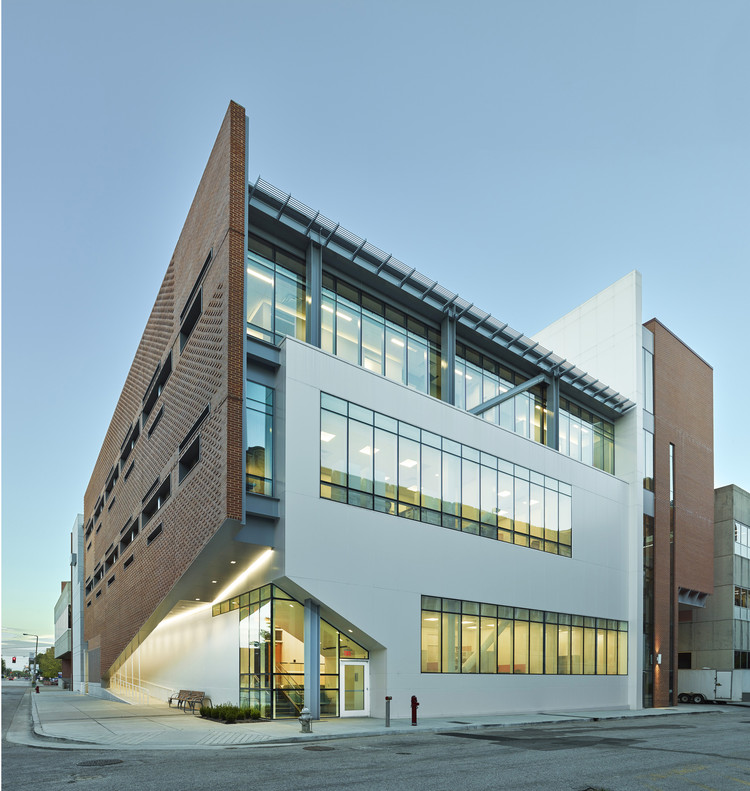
(35, 686), (40, 694)
(411, 695), (419, 726)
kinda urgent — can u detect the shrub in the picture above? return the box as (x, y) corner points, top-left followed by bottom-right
(200, 702), (263, 724)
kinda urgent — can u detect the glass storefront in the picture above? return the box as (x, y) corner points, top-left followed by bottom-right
(213, 585), (368, 718)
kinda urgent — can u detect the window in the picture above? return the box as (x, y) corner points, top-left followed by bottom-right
(120, 519), (139, 552)
(321, 394), (573, 557)
(246, 382), (273, 495)
(123, 461), (135, 481)
(142, 477), (170, 526)
(147, 405), (164, 438)
(643, 430), (654, 491)
(120, 423), (140, 467)
(105, 465), (119, 499)
(147, 523), (163, 545)
(105, 547), (118, 570)
(123, 554), (134, 570)
(421, 595), (627, 676)
(180, 291), (202, 351)
(142, 352), (172, 421)
(179, 436), (200, 482)
(246, 235), (306, 344)
(320, 272), (441, 399)
(643, 348), (654, 414)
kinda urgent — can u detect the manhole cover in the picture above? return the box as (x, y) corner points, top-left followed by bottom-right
(77, 759), (124, 767)
(303, 746), (335, 751)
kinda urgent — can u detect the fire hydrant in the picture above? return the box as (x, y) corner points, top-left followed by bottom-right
(299, 707), (313, 733)
(411, 695), (419, 726)
(35, 686), (40, 694)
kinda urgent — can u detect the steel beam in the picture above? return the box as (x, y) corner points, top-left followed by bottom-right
(469, 373), (548, 416)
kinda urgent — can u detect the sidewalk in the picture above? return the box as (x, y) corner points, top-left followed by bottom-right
(10, 685), (725, 751)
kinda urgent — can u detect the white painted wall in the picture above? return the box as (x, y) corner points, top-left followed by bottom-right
(277, 337), (634, 718)
(129, 605), (239, 706)
(532, 270), (645, 710)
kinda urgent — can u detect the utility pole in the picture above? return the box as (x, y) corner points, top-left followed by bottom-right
(23, 633), (39, 684)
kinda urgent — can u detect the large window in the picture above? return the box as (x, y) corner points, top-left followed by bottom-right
(246, 381), (273, 495)
(455, 344), (615, 473)
(321, 393), (573, 557)
(421, 595), (627, 675)
(214, 584), (368, 718)
(246, 235), (306, 344)
(321, 274), (441, 398)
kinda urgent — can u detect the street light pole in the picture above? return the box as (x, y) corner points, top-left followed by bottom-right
(23, 633), (39, 685)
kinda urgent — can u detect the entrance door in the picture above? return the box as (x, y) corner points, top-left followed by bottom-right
(340, 660), (369, 716)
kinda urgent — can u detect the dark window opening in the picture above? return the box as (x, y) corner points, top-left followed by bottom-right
(123, 461), (135, 481)
(142, 478), (170, 526)
(123, 554), (134, 570)
(120, 423), (140, 466)
(105, 547), (119, 570)
(677, 652), (692, 669)
(147, 523), (163, 545)
(179, 436), (200, 483)
(147, 405), (164, 438)
(180, 405), (210, 453)
(120, 522), (139, 552)
(108, 575), (115, 587)
(143, 352), (172, 420)
(180, 291), (202, 352)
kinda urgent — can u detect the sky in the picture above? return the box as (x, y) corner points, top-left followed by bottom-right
(2, 0), (749, 664)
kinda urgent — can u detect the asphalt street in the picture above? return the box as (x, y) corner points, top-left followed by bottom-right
(3, 683), (749, 791)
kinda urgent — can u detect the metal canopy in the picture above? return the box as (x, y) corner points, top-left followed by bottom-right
(248, 177), (636, 418)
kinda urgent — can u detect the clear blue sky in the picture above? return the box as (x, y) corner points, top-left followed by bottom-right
(3, 0), (749, 662)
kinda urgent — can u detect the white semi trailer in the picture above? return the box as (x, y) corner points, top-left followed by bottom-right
(677, 669), (739, 703)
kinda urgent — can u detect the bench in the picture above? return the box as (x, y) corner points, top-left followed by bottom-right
(168, 689), (210, 713)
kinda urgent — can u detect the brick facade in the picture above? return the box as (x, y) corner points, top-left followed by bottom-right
(82, 102), (246, 679)
(645, 318), (714, 707)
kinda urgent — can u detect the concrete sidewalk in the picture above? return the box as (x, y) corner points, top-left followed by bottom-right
(9, 685), (724, 751)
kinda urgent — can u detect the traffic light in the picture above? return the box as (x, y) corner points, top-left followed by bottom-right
(12, 657), (16, 663)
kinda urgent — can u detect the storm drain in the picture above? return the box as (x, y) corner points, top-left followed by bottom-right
(449, 720), (470, 724)
(303, 746), (335, 751)
(77, 759), (124, 767)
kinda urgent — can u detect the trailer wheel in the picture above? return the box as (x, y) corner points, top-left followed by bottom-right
(692, 693), (706, 704)
(678, 693), (691, 704)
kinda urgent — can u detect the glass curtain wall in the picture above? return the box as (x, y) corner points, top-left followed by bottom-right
(321, 273), (441, 399)
(246, 235), (307, 344)
(246, 381), (273, 495)
(214, 585), (368, 718)
(321, 393), (573, 557)
(455, 344), (614, 473)
(421, 595), (627, 675)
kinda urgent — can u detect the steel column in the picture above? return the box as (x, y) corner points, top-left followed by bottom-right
(303, 598), (321, 719)
(306, 241), (322, 348)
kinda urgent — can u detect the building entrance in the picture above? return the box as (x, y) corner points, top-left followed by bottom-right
(339, 660), (369, 716)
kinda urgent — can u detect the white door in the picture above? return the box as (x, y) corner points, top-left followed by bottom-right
(716, 671), (732, 700)
(340, 660), (369, 717)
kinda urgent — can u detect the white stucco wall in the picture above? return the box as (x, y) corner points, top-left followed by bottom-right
(277, 337), (634, 718)
(532, 270), (645, 710)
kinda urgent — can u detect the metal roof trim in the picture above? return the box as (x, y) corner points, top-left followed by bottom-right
(249, 177), (635, 416)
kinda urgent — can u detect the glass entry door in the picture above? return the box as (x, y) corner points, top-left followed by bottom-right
(340, 660), (369, 716)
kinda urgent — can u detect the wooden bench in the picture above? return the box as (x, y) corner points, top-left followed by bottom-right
(168, 690), (210, 713)
(184, 691), (210, 713)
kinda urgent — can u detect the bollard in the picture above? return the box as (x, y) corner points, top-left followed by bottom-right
(298, 707), (313, 733)
(410, 695), (419, 726)
(385, 696), (392, 727)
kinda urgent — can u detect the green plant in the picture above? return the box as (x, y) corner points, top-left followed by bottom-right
(200, 702), (264, 723)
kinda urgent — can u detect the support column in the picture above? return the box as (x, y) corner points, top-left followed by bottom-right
(547, 372), (560, 450)
(440, 310), (456, 405)
(304, 598), (321, 719)
(306, 241), (322, 348)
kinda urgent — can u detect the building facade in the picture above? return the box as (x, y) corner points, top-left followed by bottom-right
(79, 102), (712, 718)
(679, 485), (750, 696)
